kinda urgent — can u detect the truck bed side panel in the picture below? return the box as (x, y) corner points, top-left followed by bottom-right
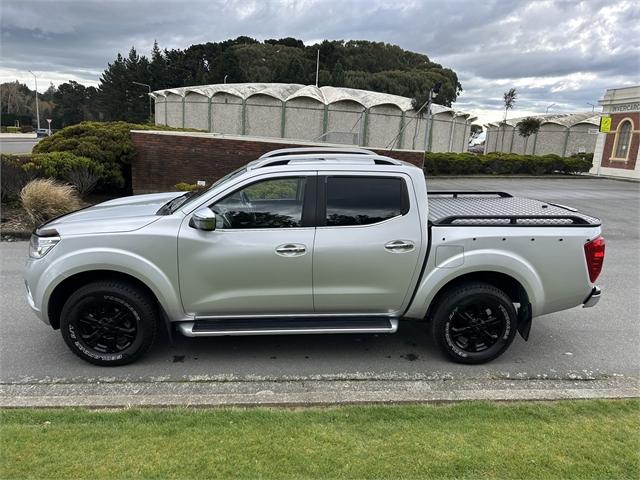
(404, 225), (601, 319)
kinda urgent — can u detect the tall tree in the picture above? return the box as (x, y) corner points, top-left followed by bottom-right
(501, 87), (518, 150)
(54, 81), (88, 126)
(149, 40), (168, 89)
(502, 87), (517, 123)
(98, 53), (128, 121)
(96, 37), (464, 121)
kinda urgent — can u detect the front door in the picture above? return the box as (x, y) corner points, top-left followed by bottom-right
(178, 173), (316, 316)
(313, 174), (423, 315)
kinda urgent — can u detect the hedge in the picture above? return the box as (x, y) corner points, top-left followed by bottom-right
(33, 121), (201, 192)
(424, 152), (593, 176)
(2, 152), (107, 200)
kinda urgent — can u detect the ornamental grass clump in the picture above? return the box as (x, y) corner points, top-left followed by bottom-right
(20, 179), (81, 227)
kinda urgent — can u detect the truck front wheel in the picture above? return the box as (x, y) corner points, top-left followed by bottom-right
(431, 282), (517, 364)
(60, 280), (158, 366)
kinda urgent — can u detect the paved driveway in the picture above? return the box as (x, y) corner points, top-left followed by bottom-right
(1, 177), (638, 386)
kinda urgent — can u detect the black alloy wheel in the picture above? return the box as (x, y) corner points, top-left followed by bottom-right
(431, 282), (518, 364)
(75, 298), (139, 354)
(60, 281), (157, 366)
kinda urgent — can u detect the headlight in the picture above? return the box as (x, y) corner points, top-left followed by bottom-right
(29, 234), (60, 259)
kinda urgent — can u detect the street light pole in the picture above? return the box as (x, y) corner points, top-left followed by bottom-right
(587, 102), (595, 113)
(545, 103), (556, 114)
(28, 70), (41, 130)
(132, 81), (152, 120)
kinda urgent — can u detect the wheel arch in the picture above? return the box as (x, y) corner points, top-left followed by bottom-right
(48, 270), (162, 330)
(426, 271), (530, 318)
(424, 271), (534, 341)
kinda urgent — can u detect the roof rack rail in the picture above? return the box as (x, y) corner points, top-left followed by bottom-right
(259, 147), (377, 159)
(248, 152), (404, 170)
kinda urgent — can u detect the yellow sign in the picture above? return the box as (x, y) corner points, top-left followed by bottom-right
(600, 116), (612, 133)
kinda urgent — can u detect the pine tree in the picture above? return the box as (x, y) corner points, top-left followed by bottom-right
(149, 40), (167, 90)
(98, 53), (128, 121)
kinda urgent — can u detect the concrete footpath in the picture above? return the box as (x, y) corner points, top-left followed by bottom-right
(1, 376), (637, 408)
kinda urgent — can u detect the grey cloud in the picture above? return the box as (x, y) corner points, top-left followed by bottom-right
(1, 0), (638, 122)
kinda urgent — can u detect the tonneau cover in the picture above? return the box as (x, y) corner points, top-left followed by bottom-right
(427, 192), (600, 226)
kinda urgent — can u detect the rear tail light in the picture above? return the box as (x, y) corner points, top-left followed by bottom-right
(584, 236), (605, 283)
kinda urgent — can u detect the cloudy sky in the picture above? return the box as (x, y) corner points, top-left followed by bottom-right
(1, 0), (639, 124)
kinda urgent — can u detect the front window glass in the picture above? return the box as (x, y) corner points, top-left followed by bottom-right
(212, 177), (306, 229)
(615, 121), (632, 159)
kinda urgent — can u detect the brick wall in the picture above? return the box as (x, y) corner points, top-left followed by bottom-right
(130, 131), (425, 193)
(600, 112), (639, 170)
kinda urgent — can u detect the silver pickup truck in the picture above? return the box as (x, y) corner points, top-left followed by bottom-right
(24, 147), (605, 366)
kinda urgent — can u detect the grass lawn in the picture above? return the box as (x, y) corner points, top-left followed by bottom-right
(1, 399), (638, 479)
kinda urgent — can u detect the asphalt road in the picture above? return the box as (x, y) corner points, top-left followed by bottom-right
(1, 177), (639, 385)
(0, 136), (40, 154)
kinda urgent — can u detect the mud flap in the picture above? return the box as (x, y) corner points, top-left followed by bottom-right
(159, 307), (174, 345)
(517, 302), (532, 341)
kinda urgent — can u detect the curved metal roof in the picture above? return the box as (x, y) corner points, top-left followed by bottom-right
(486, 111), (599, 128)
(151, 82), (466, 116)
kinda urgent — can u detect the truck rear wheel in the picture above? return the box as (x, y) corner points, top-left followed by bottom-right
(431, 282), (517, 364)
(60, 280), (157, 366)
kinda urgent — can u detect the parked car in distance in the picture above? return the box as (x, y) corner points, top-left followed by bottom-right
(35, 128), (50, 138)
(24, 147), (604, 366)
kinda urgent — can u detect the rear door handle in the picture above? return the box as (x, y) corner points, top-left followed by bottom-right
(385, 240), (415, 253)
(275, 243), (307, 257)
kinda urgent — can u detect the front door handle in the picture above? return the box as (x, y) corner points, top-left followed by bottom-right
(385, 240), (415, 253)
(275, 243), (307, 257)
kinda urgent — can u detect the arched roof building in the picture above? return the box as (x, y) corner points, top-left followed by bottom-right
(484, 112), (600, 156)
(151, 83), (475, 152)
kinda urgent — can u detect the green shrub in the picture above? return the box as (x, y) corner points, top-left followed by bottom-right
(1, 155), (36, 202)
(22, 152), (106, 196)
(563, 157), (593, 174)
(424, 152), (593, 176)
(20, 179), (81, 227)
(33, 121), (201, 192)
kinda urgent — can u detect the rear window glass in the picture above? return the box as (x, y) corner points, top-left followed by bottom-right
(325, 176), (407, 226)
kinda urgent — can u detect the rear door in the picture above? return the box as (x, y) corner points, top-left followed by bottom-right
(312, 173), (423, 315)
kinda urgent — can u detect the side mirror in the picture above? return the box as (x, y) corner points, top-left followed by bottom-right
(190, 208), (216, 231)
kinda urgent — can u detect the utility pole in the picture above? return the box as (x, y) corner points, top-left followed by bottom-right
(224, 75), (228, 84)
(132, 81), (152, 120)
(28, 70), (41, 130)
(546, 103), (556, 114)
(587, 102), (595, 113)
(315, 49), (320, 87)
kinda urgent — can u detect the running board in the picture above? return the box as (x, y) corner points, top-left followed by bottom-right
(177, 317), (398, 337)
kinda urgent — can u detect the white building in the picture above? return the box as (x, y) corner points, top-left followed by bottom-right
(590, 85), (640, 179)
(484, 112), (599, 156)
(150, 83), (476, 152)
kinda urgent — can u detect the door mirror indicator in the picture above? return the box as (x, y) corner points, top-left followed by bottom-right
(190, 208), (216, 231)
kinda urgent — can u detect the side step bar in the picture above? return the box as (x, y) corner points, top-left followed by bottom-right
(177, 317), (398, 337)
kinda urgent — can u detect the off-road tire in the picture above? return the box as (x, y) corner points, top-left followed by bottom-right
(60, 280), (157, 366)
(431, 282), (518, 364)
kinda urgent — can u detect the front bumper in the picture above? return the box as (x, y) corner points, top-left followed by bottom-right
(582, 286), (601, 308)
